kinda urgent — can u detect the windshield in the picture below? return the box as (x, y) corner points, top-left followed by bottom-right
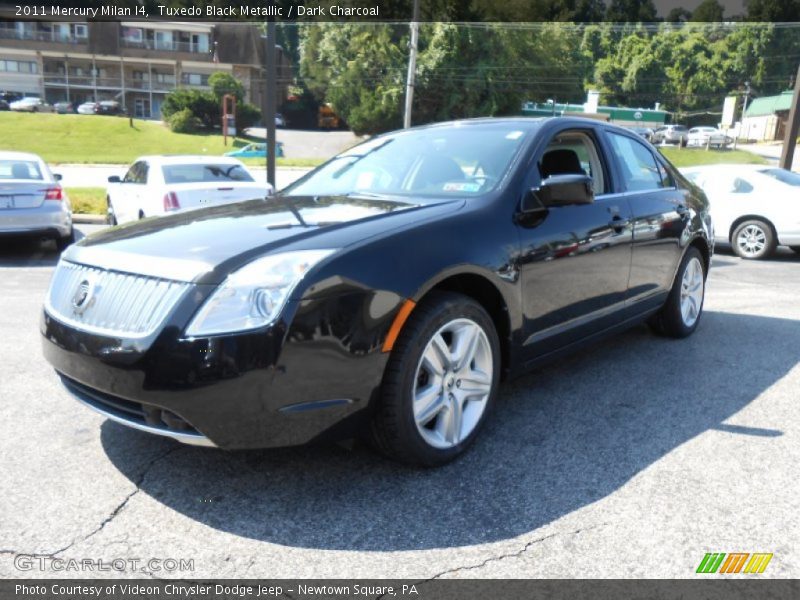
(759, 168), (800, 187)
(162, 163), (254, 184)
(283, 123), (532, 199)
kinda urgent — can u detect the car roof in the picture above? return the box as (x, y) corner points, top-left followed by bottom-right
(135, 155), (246, 165)
(0, 151), (46, 162)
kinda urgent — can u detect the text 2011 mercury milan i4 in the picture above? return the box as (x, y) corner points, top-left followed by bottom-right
(42, 118), (713, 466)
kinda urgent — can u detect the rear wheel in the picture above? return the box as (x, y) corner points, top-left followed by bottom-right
(106, 197), (118, 225)
(731, 219), (776, 260)
(370, 292), (500, 466)
(651, 247), (706, 339)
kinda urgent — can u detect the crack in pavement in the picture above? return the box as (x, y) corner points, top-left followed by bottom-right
(1, 445), (184, 564)
(375, 521), (610, 599)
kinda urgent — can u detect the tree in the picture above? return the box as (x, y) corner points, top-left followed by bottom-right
(745, 0), (800, 21)
(605, 0), (658, 21)
(692, 0), (725, 22)
(666, 7), (692, 22)
(208, 72), (245, 103)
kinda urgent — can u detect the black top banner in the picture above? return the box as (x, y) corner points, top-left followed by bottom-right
(1, 0), (799, 23)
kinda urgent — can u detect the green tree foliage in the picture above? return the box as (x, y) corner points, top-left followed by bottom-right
(692, 0), (725, 22)
(208, 72), (246, 103)
(166, 108), (202, 133)
(745, 0), (800, 21)
(605, 0), (658, 21)
(161, 73), (262, 132)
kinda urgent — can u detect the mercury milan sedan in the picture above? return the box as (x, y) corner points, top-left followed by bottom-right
(42, 118), (713, 466)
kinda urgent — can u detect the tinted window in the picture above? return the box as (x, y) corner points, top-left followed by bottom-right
(162, 163), (254, 184)
(123, 161), (146, 184)
(0, 160), (43, 180)
(759, 168), (800, 187)
(284, 123), (531, 199)
(608, 133), (665, 191)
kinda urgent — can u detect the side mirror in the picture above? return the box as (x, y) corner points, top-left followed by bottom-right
(523, 174), (594, 211)
(107, 175), (121, 183)
(53, 173), (62, 181)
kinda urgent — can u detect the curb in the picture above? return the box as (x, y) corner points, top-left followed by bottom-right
(73, 214), (106, 225)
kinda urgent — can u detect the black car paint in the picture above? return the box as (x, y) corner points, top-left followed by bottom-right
(42, 118), (713, 449)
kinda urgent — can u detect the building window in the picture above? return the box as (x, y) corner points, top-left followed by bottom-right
(181, 73), (209, 86)
(0, 60), (38, 74)
(73, 24), (88, 39)
(122, 27), (143, 43)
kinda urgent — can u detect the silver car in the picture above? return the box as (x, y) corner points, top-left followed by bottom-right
(0, 152), (74, 249)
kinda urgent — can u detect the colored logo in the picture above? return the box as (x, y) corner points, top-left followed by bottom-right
(696, 553), (773, 574)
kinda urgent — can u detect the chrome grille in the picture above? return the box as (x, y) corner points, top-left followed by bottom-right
(45, 260), (190, 338)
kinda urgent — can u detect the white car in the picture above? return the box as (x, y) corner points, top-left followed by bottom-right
(681, 164), (800, 259)
(106, 156), (272, 225)
(686, 127), (732, 148)
(9, 97), (54, 113)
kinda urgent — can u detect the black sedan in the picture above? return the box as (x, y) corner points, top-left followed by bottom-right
(42, 117), (713, 466)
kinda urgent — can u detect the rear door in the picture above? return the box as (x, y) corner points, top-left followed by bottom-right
(602, 131), (689, 315)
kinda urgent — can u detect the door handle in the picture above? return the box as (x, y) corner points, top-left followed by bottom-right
(608, 216), (630, 230)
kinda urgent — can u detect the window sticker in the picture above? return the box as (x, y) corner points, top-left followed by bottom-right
(443, 181), (481, 192)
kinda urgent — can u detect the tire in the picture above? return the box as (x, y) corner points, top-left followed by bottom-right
(55, 228), (75, 252)
(731, 219), (776, 260)
(650, 247), (706, 339)
(106, 197), (118, 226)
(370, 291), (501, 466)
(790, 246), (800, 255)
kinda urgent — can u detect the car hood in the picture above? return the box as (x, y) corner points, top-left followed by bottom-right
(64, 194), (464, 284)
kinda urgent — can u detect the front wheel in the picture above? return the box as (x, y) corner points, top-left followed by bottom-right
(106, 197), (118, 225)
(731, 219), (776, 260)
(651, 247), (706, 339)
(370, 292), (500, 466)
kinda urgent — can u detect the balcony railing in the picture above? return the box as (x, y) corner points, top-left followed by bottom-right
(120, 38), (208, 54)
(0, 28), (84, 44)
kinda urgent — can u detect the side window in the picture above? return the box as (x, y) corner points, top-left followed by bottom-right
(140, 162), (149, 184)
(122, 162), (139, 183)
(537, 131), (608, 195)
(608, 133), (665, 192)
(732, 177), (753, 194)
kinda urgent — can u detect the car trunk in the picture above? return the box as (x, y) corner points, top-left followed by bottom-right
(0, 181), (50, 209)
(167, 182), (269, 211)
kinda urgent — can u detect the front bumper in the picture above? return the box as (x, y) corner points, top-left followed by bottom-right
(42, 290), (395, 449)
(0, 203), (72, 238)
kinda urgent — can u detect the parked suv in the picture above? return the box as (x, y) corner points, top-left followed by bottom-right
(652, 125), (689, 146)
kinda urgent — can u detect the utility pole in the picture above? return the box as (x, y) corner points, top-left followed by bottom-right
(734, 81), (750, 150)
(265, 19), (277, 189)
(403, 0), (420, 129)
(779, 65), (800, 170)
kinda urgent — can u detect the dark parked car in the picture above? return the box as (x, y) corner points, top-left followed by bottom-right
(41, 117), (713, 466)
(53, 101), (74, 114)
(96, 100), (121, 115)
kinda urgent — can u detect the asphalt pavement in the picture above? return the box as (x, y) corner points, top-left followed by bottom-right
(1, 228), (798, 579)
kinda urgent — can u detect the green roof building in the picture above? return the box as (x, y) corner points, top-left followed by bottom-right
(742, 91), (793, 141)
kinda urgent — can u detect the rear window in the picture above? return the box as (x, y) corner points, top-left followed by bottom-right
(758, 168), (800, 187)
(162, 163), (254, 184)
(0, 160), (44, 180)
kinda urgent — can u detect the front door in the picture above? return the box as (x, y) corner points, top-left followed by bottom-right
(515, 127), (633, 362)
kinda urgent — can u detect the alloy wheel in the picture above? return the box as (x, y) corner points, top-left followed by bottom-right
(680, 257), (704, 327)
(736, 224), (767, 258)
(412, 318), (493, 449)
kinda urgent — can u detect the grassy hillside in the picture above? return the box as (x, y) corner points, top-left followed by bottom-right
(0, 112), (319, 166)
(658, 146), (767, 168)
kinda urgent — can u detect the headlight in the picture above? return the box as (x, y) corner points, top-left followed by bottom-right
(185, 249), (336, 337)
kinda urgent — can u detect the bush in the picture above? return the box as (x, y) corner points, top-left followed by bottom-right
(236, 102), (262, 130)
(167, 108), (202, 133)
(161, 89), (219, 129)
